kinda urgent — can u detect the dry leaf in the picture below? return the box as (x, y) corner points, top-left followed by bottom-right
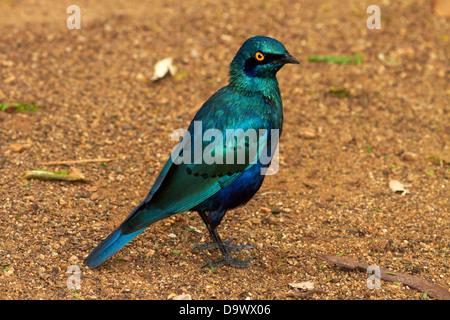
(172, 293), (192, 300)
(151, 57), (177, 81)
(167, 293), (177, 300)
(220, 34), (233, 42)
(402, 152), (418, 161)
(289, 281), (315, 290)
(298, 128), (317, 139)
(389, 179), (410, 195)
(288, 288), (324, 299)
(378, 52), (402, 67)
(9, 143), (25, 153)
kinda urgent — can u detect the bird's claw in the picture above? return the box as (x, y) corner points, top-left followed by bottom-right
(192, 238), (254, 268)
(201, 257), (254, 269)
(191, 238), (253, 253)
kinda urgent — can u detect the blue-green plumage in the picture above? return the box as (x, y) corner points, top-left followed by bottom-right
(84, 36), (299, 269)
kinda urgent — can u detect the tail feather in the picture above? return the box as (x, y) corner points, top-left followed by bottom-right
(84, 226), (143, 269)
(85, 187), (178, 269)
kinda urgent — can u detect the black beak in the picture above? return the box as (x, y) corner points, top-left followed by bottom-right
(279, 53), (301, 65)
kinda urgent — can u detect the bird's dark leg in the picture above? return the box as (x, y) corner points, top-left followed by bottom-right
(192, 211), (253, 269)
(192, 211), (251, 253)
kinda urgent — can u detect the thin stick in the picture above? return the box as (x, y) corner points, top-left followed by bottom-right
(40, 158), (115, 165)
(317, 252), (450, 300)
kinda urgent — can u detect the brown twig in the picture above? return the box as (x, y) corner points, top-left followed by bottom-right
(317, 252), (450, 300)
(39, 158), (114, 165)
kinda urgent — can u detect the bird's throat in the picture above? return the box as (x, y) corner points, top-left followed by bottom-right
(228, 75), (280, 100)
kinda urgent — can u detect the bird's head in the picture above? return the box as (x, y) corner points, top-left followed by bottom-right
(229, 36), (300, 88)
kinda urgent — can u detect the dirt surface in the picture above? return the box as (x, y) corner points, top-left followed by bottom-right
(0, 0), (449, 300)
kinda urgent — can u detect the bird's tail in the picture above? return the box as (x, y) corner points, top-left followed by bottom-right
(84, 225), (144, 269)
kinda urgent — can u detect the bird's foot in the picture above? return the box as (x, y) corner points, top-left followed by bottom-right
(192, 238), (254, 269)
(201, 256), (254, 269)
(191, 238), (253, 253)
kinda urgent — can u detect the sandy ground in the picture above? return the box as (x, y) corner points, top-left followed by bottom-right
(0, 0), (449, 300)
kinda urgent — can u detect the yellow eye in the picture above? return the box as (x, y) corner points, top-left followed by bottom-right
(255, 52), (265, 61)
